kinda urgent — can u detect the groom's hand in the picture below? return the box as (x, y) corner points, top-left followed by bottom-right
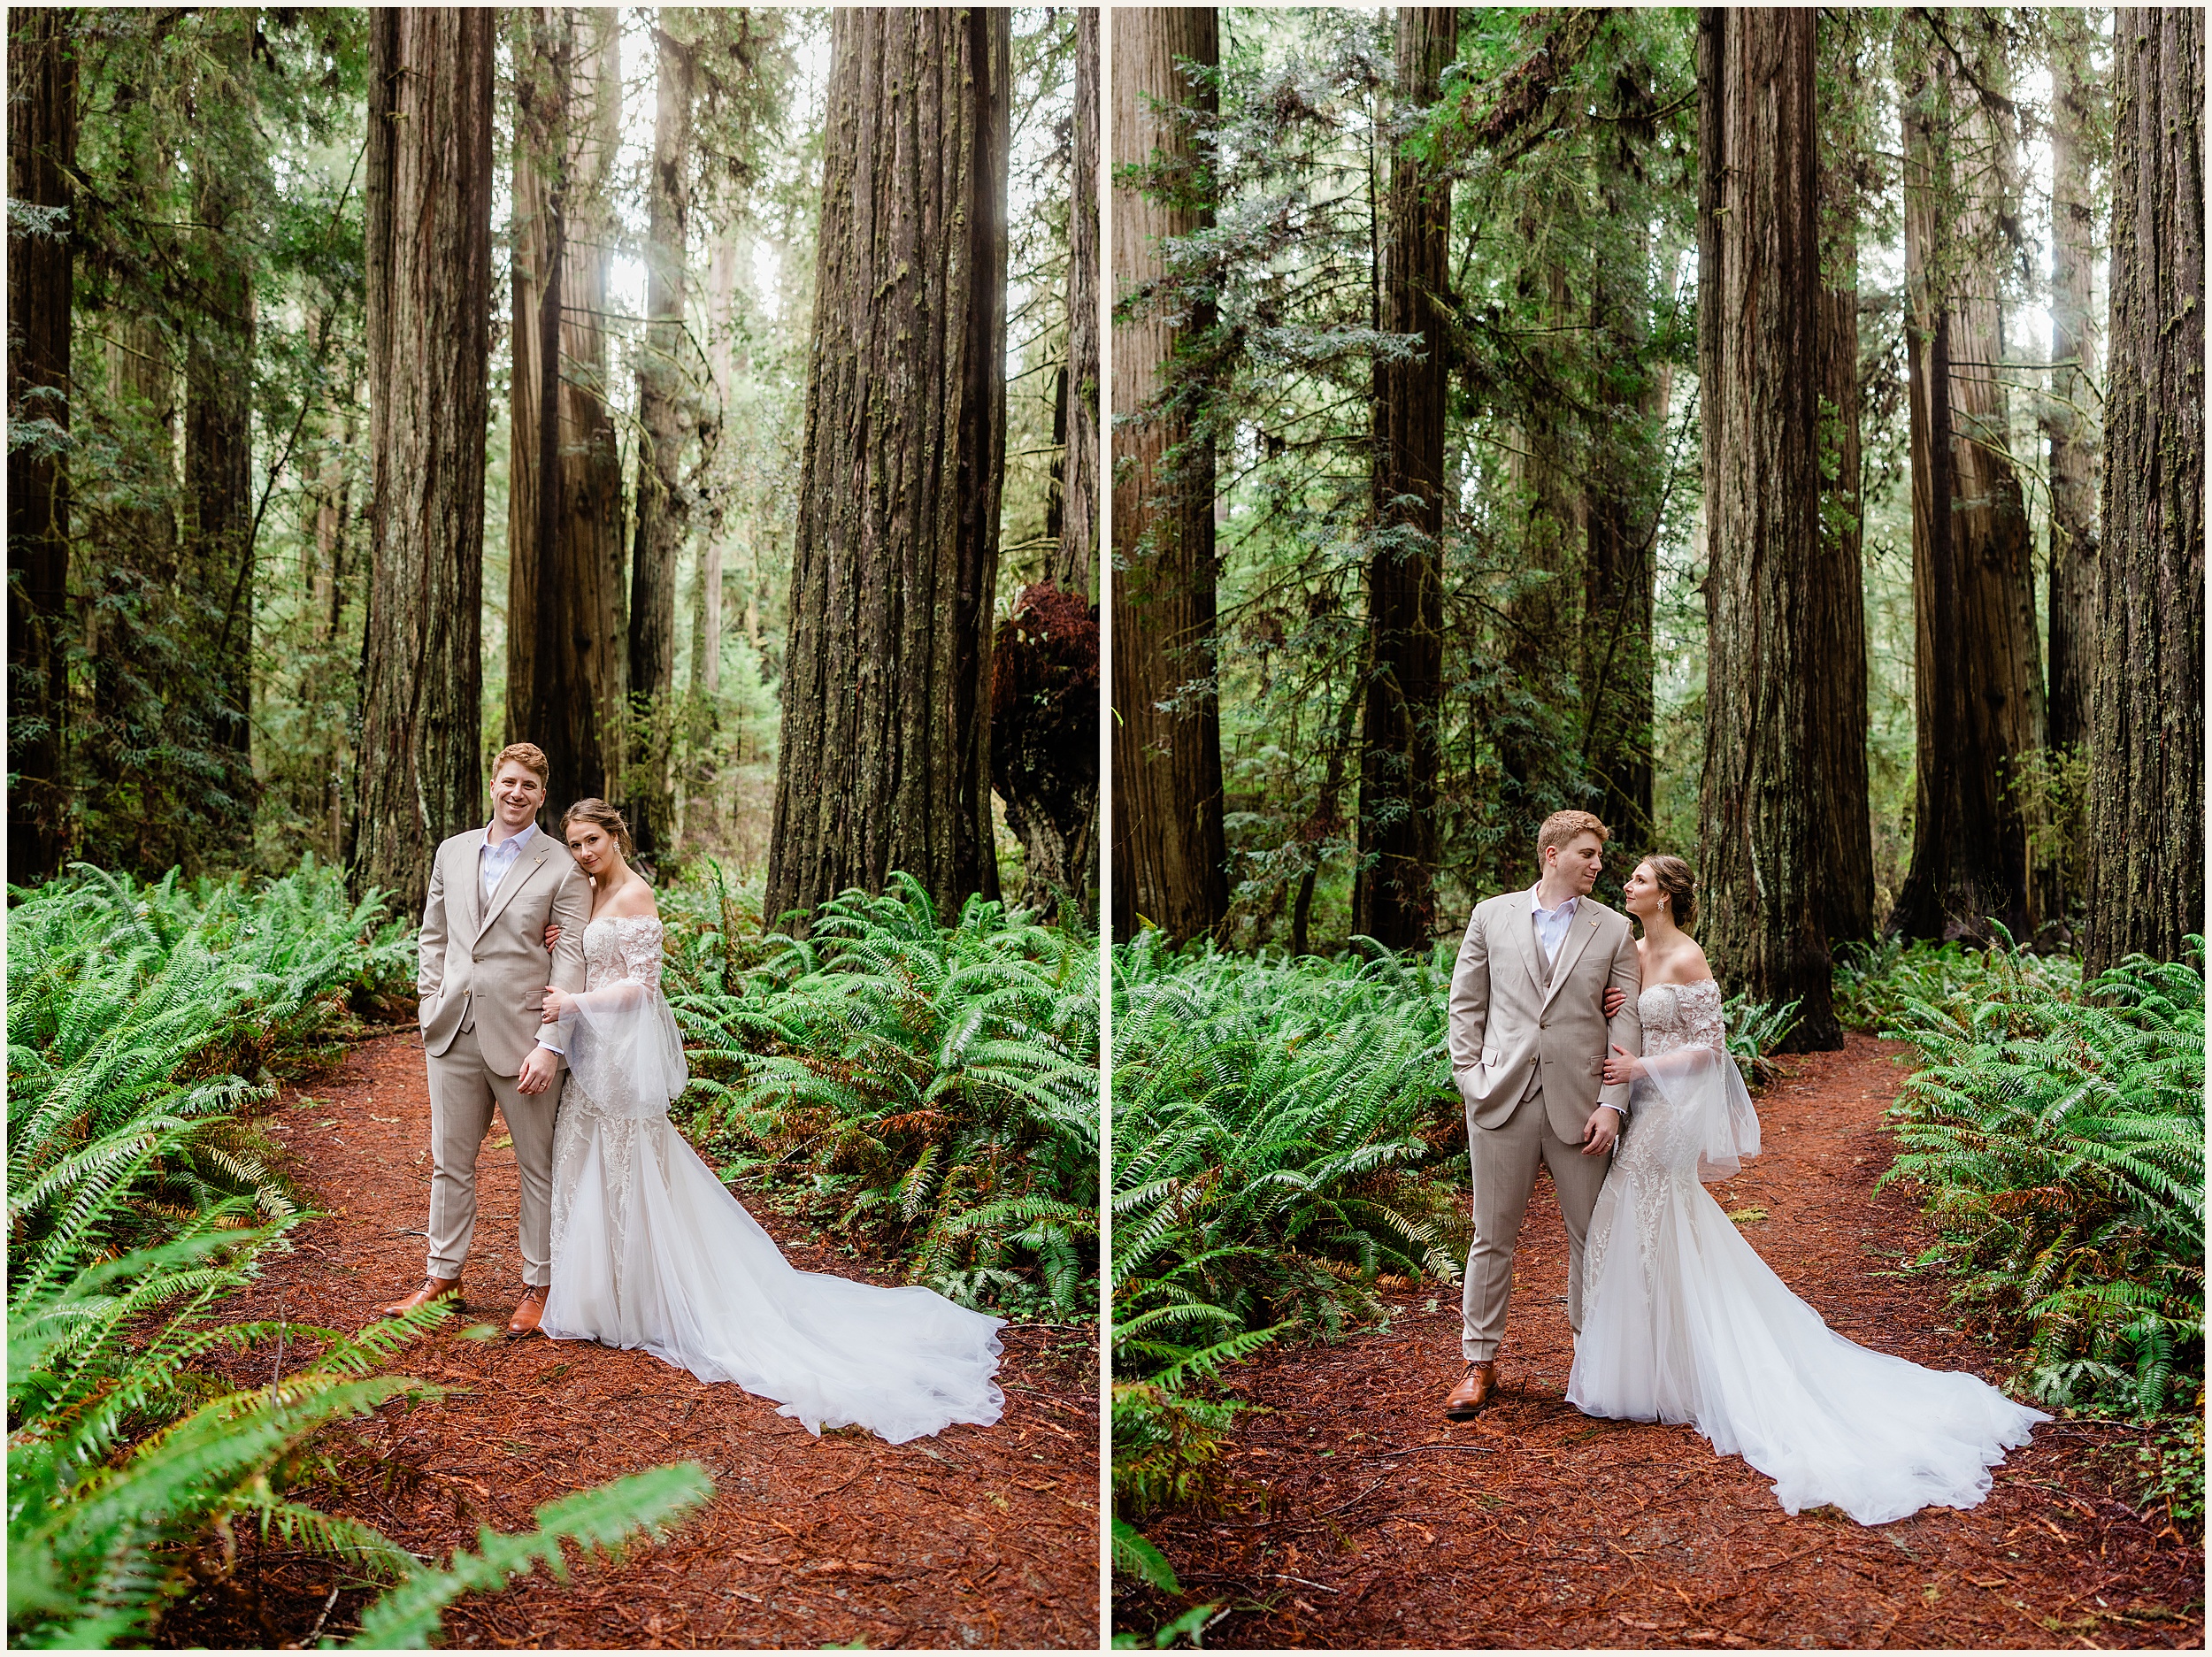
(517, 1047), (560, 1095)
(1580, 1105), (1619, 1156)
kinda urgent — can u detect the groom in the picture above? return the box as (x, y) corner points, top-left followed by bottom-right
(381, 741), (590, 1339)
(1442, 809), (1641, 1418)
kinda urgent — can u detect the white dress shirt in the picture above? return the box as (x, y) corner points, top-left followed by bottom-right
(480, 819), (539, 903)
(1529, 884), (1579, 971)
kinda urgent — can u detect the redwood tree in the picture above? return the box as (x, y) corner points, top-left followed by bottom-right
(627, 11), (697, 867)
(766, 7), (1010, 928)
(1111, 4), (1227, 944)
(2085, 7), (2203, 973)
(6, 8), (76, 885)
(1889, 16), (2047, 945)
(2043, 8), (2101, 768)
(1354, 6), (1455, 950)
(1695, 7), (1840, 1049)
(509, 6), (626, 821)
(353, 8), (497, 916)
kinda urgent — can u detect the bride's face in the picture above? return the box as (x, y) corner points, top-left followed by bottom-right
(567, 823), (619, 878)
(1623, 862), (1661, 919)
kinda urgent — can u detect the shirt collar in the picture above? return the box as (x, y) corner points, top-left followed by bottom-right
(483, 819), (539, 855)
(1529, 883), (1578, 919)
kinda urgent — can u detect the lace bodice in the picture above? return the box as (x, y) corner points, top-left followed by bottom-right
(1638, 978), (1725, 1058)
(582, 914), (664, 993)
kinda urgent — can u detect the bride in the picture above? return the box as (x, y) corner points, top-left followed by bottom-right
(533, 799), (1004, 1445)
(1568, 853), (2047, 1525)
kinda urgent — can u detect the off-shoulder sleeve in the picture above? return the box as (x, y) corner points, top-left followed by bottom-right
(1682, 979), (1726, 1054)
(618, 917), (666, 992)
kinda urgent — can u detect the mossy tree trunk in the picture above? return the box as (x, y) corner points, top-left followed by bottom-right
(354, 7), (496, 917)
(766, 6), (1010, 930)
(1355, 5), (1455, 951)
(6, 7), (76, 884)
(2085, 7), (2203, 973)
(1695, 6), (1841, 1049)
(1110, 5), (1228, 945)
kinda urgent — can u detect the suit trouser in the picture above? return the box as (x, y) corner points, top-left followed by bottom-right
(1461, 1080), (1612, 1362)
(425, 1024), (563, 1287)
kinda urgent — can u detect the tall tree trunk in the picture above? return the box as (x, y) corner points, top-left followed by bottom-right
(1580, 77), (1660, 858)
(1695, 7), (1840, 1050)
(1056, 5), (1100, 599)
(509, 6), (626, 823)
(1890, 19), (2047, 945)
(7, 8), (76, 884)
(765, 7), (1010, 929)
(1355, 5), (1454, 950)
(353, 8), (496, 917)
(2085, 8), (2203, 973)
(1110, 6), (1227, 944)
(2042, 9), (2101, 938)
(1812, 12), (1874, 946)
(627, 11), (695, 869)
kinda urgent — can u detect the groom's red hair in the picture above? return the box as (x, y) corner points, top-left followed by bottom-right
(1536, 809), (1609, 857)
(492, 741), (549, 788)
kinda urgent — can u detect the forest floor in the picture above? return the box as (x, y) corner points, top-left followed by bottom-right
(160, 1028), (1100, 1651)
(1117, 1033), (2204, 1651)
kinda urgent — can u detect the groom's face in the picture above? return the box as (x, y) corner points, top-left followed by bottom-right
(491, 762), (547, 832)
(1548, 832), (1604, 896)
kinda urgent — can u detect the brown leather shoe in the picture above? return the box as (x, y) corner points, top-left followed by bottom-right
(1443, 1360), (1498, 1421)
(505, 1285), (550, 1339)
(380, 1276), (464, 1317)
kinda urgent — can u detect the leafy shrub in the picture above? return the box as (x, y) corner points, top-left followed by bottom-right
(666, 873), (1100, 1320)
(1110, 936), (1465, 1385)
(1835, 931), (2082, 1033)
(1875, 940), (2203, 1416)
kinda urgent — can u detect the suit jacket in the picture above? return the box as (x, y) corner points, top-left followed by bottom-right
(418, 827), (590, 1077)
(1447, 888), (1644, 1145)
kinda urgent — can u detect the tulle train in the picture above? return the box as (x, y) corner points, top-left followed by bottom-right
(542, 1115), (1005, 1445)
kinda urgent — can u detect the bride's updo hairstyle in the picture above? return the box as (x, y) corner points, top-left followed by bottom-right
(1646, 853), (1698, 932)
(561, 797), (637, 865)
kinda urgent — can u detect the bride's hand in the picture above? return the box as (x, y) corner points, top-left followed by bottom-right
(1603, 1043), (1644, 1085)
(541, 986), (575, 1022)
(1603, 986), (1626, 1018)
(543, 922), (562, 952)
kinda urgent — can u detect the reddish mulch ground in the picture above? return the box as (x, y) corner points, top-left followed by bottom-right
(1116, 1033), (2204, 1650)
(157, 1028), (1100, 1650)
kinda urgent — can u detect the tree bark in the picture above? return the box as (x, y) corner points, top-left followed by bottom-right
(509, 6), (626, 823)
(1695, 7), (1841, 1049)
(2085, 7), (2203, 973)
(6, 7), (76, 884)
(765, 6), (1010, 930)
(1355, 6), (1455, 951)
(627, 11), (695, 869)
(2044, 9), (2101, 770)
(353, 8), (496, 917)
(1056, 5), (1100, 599)
(1890, 19), (2047, 945)
(1811, 13), (1874, 947)
(1110, 5), (1227, 945)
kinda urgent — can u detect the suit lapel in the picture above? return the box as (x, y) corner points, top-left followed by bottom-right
(453, 837), (484, 943)
(1541, 907), (1605, 1009)
(474, 842), (546, 944)
(1516, 890), (1548, 998)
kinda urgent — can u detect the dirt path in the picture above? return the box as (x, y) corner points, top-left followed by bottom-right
(1117, 1034), (2202, 1650)
(161, 1028), (1099, 1651)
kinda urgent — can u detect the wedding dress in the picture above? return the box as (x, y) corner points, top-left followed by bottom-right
(1567, 978), (2047, 1524)
(540, 915), (1005, 1444)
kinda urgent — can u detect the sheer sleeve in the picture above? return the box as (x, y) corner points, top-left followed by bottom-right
(1681, 978), (1726, 1053)
(562, 918), (687, 1119)
(1629, 980), (1758, 1182)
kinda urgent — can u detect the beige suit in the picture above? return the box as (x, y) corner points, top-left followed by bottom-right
(417, 826), (590, 1287)
(1448, 887), (1642, 1362)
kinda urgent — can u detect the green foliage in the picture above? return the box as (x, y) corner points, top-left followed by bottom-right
(1872, 940), (2203, 1417)
(1723, 991), (1801, 1085)
(7, 859), (413, 1270)
(1110, 936), (1466, 1386)
(668, 873), (1100, 1320)
(2133, 1410), (2206, 1540)
(1110, 1515), (1182, 1593)
(344, 1462), (716, 1650)
(1835, 931), (2083, 1033)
